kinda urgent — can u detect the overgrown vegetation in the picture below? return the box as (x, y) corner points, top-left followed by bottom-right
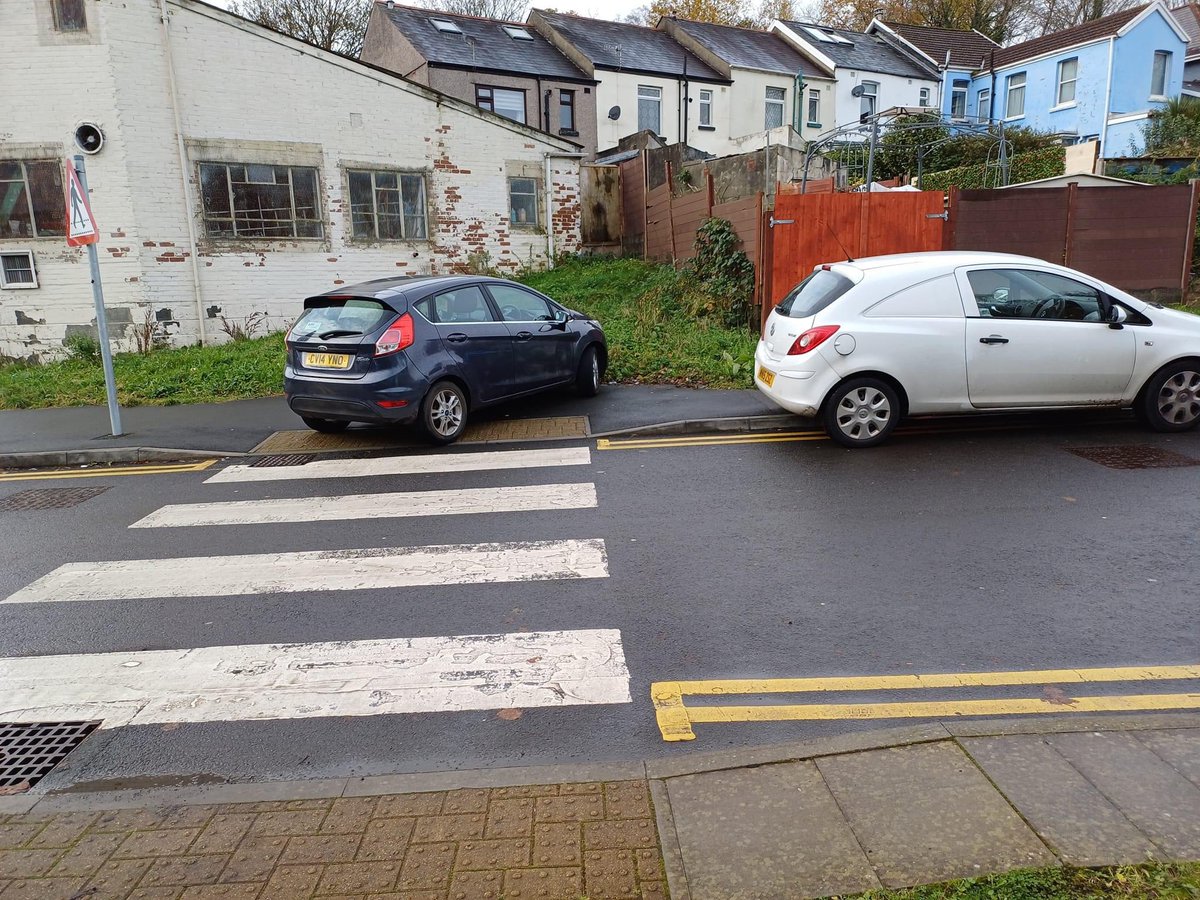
(682, 217), (756, 330)
(1138, 96), (1200, 157)
(838, 862), (1200, 899)
(920, 145), (1066, 190)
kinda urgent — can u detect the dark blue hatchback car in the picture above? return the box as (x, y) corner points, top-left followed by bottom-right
(284, 275), (607, 444)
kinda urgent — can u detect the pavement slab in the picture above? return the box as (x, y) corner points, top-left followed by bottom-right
(664, 761), (881, 900)
(960, 735), (1159, 865)
(1047, 731), (1200, 858)
(1133, 728), (1200, 789)
(815, 741), (1055, 888)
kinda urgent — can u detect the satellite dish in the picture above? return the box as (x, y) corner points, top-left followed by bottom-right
(850, 85), (865, 97)
(75, 123), (105, 155)
(607, 105), (621, 120)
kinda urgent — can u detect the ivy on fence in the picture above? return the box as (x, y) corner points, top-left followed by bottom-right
(920, 146), (1066, 191)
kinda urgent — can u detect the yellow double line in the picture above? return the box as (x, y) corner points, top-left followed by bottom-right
(651, 664), (1200, 741)
(0, 459), (215, 482)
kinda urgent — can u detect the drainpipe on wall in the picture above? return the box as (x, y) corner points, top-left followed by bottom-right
(988, 49), (997, 123)
(159, 0), (207, 345)
(793, 73), (804, 131)
(543, 151), (587, 268)
(1099, 36), (1115, 162)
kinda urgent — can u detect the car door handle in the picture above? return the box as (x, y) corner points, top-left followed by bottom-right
(445, 333), (468, 343)
(514, 331), (533, 342)
(979, 336), (1009, 345)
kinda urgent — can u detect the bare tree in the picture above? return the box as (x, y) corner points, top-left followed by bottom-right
(230, 0), (372, 55)
(418, 0), (531, 20)
(1028, 0), (1136, 35)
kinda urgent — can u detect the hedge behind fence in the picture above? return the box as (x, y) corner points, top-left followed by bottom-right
(921, 146), (1066, 191)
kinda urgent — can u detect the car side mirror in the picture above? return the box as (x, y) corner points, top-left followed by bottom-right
(1108, 305), (1129, 328)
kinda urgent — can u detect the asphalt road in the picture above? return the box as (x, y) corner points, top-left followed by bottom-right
(2, 412), (1198, 790)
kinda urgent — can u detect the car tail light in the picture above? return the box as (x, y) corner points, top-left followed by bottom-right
(787, 325), (839, 355)
(375, 313), (414, 356)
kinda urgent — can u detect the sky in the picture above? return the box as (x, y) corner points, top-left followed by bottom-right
(202, 0), (646, 19)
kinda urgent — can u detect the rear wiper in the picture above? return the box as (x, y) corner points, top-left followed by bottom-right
(317, 329), (363, 339)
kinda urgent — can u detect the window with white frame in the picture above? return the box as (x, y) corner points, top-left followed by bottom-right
(977, 87), (991, 120)
(1056, 57), (1078, 105)
(1006, 72), (1025, 118)
(951, 80), (968, 119)
(51, 0), (87, 31)
(807, 88), (820, 124)
(918, 86), (930, 107)
(508, 177), (538, 226)
(698, 89), (713, 127)
(859, 80), (878, 118)
(1152, 50), (1171, 97)
(765, 86), (786, 129)
(476, 86), (526, 124)
(347, 170), (426, 241)
(199, 163), (322, 239)
(0, 251), (38, 289)
(0, 160), (66, 239)
(638, 85), (662, 134)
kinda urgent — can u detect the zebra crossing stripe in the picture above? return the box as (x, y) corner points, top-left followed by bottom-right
(2, 539), (609, 604)
(130, 482), (598, 528)
(0, 629), (631, 728)
(206, 447), (592, 484)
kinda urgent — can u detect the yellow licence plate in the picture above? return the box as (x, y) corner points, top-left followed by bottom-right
(304, 352), (352, 370)
(757, 365), (776, 388)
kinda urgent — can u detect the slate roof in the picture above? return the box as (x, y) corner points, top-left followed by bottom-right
(668, 18), (829, 77)
(533, 10), (727, 81)
(376, 3), (591, 81)
(1171, 3), (1200, 57)
(778, 20), (937, 78)
(987, 4), (1145, 68)
(885, 22), (999, 69)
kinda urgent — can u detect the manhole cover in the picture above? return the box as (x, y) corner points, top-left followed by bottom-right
(252, 454), (316, 468)
(0, 487), (110, 510)
(0, 721), (100, 792)
(1068, 445), (1200, 469)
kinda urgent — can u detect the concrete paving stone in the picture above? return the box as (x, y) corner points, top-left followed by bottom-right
(532, 823), (582, 867)
(634, 847), (662, 882)
(641, 881), (667, 899)
(396, 841), (456, 891)
(0, 827), (41, 850)
(112, 829), (202, 859)
(217, 802), (290, 813)
(128, 888), (186, 900)
(449, 869), (504, 900)
(91, 809), (170, 832)
(411, 814), (486, 843)
(179, 884), (262, 899)
(1049, 731), (1200, 858)
(0, 878), (89, 899)
(320, 798), (379, 835)
(375, 891), (443, 900)
(82, 858), (154, 894)
(534, 795), (603, 823)
(454, 838), (531, 870)
(604, 782), (653, 820)
(961, 735), (1159, 866)
(140, 854), (231, 888)
(356, 817), (415, 862)
(25, 812), (100, 848)
(1135, 729), (1200, 789)
(259, 863), (323, 899)
(315, 861), (401, 894)
(190, 815), (256, 855)
(583, 819), (657, 851)
(484, 798), (533, 839)
(158, 807), (221, 830)
(216, 835), (286, 882)
(280, 833), (363, 865)
(0, 848), (65, 878)
(584, 848), (639, 899)
(375, 794), (445, 819)
(817, 743), (1056, 888)
(48, 832), (126, 877)
(558, 782), (603, 795)
(502, 866), (582, 899)
(443, 789), (490, 815)
(667, 761), (881, 900)
(285, 799), (335, 811)
(488, 786), (558, 799)
(247, 810), (327, 837)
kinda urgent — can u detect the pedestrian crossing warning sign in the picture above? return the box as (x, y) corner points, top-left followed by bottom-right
(65, 161), (98, 247)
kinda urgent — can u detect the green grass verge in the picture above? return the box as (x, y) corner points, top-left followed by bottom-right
(0, 257), (758, 409)
(838, 863), (1200, 899)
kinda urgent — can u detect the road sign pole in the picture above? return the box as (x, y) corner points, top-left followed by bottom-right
(73, 155), (123, 437)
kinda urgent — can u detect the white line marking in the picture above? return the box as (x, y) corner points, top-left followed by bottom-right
(206, 447), (592, 484)
(0, 629), (631, 728)
(3, 539), (608, 604)
(131, 483), (597, 528)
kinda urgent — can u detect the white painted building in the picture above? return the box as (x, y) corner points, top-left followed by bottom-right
(0, 0), (582, 361)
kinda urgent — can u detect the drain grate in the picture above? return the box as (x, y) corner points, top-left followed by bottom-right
(0, 486), (110, 510)
(252, 453), (316, 468)
(1068, 445), (1200, 470)
(0, 721), (100, 792)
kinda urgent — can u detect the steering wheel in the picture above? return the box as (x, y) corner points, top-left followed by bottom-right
(1030, 295), (1066, 319)
(501, 305), (522, 320)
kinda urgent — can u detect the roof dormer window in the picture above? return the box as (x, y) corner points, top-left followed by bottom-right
(431, 18), (462, 34)
(502, 25), (534, 40)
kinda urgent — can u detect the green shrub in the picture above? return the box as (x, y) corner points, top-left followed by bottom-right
(682, 218), (755, 330)
(62, 332), (101, 363)
(920, 145), (1066, 191)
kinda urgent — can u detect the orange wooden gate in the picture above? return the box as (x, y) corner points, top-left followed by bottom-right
(764, 191), (947, 322)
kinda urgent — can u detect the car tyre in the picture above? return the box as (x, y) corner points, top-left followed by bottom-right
(421, 380), (468, 445)
(301, 416), (350, 434)
(1137, 361), (1200, 433)
(822, 377), (900, 448)
(576, 345), (601, 397)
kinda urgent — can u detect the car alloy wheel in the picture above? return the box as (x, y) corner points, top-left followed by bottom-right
(430, 388), (463, 437)
(1157, 370), (1200, 426)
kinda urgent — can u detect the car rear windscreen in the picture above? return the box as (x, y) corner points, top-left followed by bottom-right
(776, 269), (854, 318)
(291, 299), (395, 340)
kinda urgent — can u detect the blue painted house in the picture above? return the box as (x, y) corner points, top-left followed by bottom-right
(869, 21), (999, 123)
(872, 3), (1188, 158)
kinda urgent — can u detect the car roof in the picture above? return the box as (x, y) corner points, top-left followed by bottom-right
(308, 274), (516, 302)
(838, 251), (1061, 274)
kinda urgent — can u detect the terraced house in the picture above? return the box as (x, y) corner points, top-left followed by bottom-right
(0, 0), (582, 360)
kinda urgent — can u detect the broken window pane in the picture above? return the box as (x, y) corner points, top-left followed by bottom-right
(348, 170), (374, 238)
(52, 0), (87, 32)
(346, 169), (427, 241)
(199, 162), (322, 239)
(402, 175), (427, 240)
(0, 160), (64, 238)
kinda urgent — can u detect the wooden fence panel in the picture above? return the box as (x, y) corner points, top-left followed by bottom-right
(671, 190), (711, 263)
(644, 184), (673, 262)
(580, 165), (621, 248)
(953, 188), (1070, 262)
(618, 155), (645, 257)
